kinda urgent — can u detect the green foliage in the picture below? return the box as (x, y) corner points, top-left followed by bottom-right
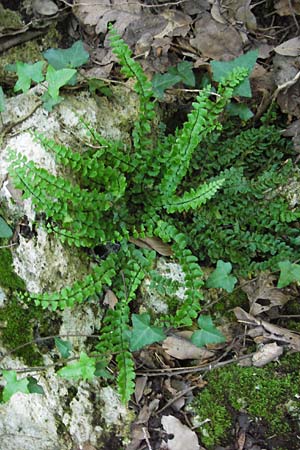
(43, 41), (89, 70)
(6, 40), (90, 111)
(46, 66), (76, 99)
(1, 370), (30, 402)
(206, 260), (237, 293)
(182, 124), (300, 274)
(151, 60), (195, 98)
(0, 216), (13, 238)
(0, 370), (44, 402)
(277, 260), (300, 288)
(9, 26), (289, 404)
(152, 72), (181, 98)
(211, 50), (258, 97)
(226, 102), (253, 121)
(13, 61), (45, 93)
(55, 337), (72, 358)
(192, 364), (300, 448)
(191, 315), (226, 347)
(27, 376), (45, 395)
(57, 352), (96, 381)
(129, 313), (166, 351)
(0, 86), (5, 112)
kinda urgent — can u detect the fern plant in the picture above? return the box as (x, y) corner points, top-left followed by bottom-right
(180, 123), (300, 274)
(8, 24), (261, 402)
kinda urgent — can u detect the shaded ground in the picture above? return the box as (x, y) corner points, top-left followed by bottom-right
(1, 1), (300, 450)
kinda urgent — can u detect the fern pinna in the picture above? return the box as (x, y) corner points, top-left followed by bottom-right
(8, 25), (250, 402)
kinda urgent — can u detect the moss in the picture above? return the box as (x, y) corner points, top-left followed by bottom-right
(0, 248), (25, 291)
(0, 25), (61, 83)
(0, 296), (43, 365)
(192, 364), (300, 448)
(0, 5), (23, 30)
(0, 248), (59, 366)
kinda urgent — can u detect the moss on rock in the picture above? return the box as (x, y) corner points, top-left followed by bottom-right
(0, 248), (25, 291)
(0, 5), (23, 30)
(192, 362), (300, 448)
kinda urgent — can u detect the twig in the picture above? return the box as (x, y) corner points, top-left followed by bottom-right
(288, 0), (300, 31)
(0, 333), (100, 364)
(157, 385), (198, 414)
(272, 70), (300, 102)
(143, 427), (153, 450)
(0, 243), (18, 249)
(136, 353), (255, 377)
(60, 0), (188, 8)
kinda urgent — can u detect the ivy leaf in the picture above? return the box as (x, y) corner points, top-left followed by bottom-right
(14, 61), (45, 93)
(2, 370), (30, 402)
(55, 337), (72, 358)
(226, 102), (253, 121)
(169, 61), (195, 87)
(57, 352), (96, 381)
(277, 260), (300, 288)
(206, 260), (237, 293)
(41, 91), (63, 111)
(46, 65), (77, 99)
(0, 86), (5, 112)
(152, 72), (181, 98)
(88, 78), (113, 97)
(191, 315), (226, 347)
(43, 41), (89, 69)
(27, 376), (45, 395)
(0, 216), (13, 238)
(129, 313), (166, 351)
(94, 361), (113, 379)
(211, 50), (258, 97)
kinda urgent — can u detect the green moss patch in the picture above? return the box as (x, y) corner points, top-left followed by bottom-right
(0, 5), (23, 30)
(0, 248), (25, 291)
(0, 296), (44, 366)
(192, 363), (300, 448)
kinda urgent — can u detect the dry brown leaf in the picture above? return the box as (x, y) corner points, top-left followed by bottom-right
(214, 0), (257, 30)
(278, 80), (300, 118)
(211, 1), (227, 24)
(282, 119), (300, 152)
(162, 332), (214, 360)
(241, 274), (291, 316)
(275, 0), (300, 16)
(182, 0), (210, 15)
(275, 37), (300, 56)
(134, 376), (147, 404)
(252, 342), (283, 367)
(161, 415), (200, 450)
(73, 0), (141, 37)
(190, 13), (243, 60)
(129, 236), (173, 256)
(159, 10), (192, 38)
(103, 289), (118, 309)
(273, 54), (300, 117)
(234, 307), (300, 351)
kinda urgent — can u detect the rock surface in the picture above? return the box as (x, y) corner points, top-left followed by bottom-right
(0, 86), (137, 449)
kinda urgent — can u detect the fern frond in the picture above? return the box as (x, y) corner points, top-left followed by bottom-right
(153, 221), (204, 326)
(158, 69), (248, 199)
(25, 253), (117, 310)
(165, 178), (225, 213)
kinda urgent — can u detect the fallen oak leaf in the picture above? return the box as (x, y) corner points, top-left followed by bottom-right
(252, 342), (283, 367)
(241, 273), (291, 316)
(234, 307), (300, 351)
(162, 331), (214, 360)
(161, 415), (200, 450)
(129, 236), (173, 256)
